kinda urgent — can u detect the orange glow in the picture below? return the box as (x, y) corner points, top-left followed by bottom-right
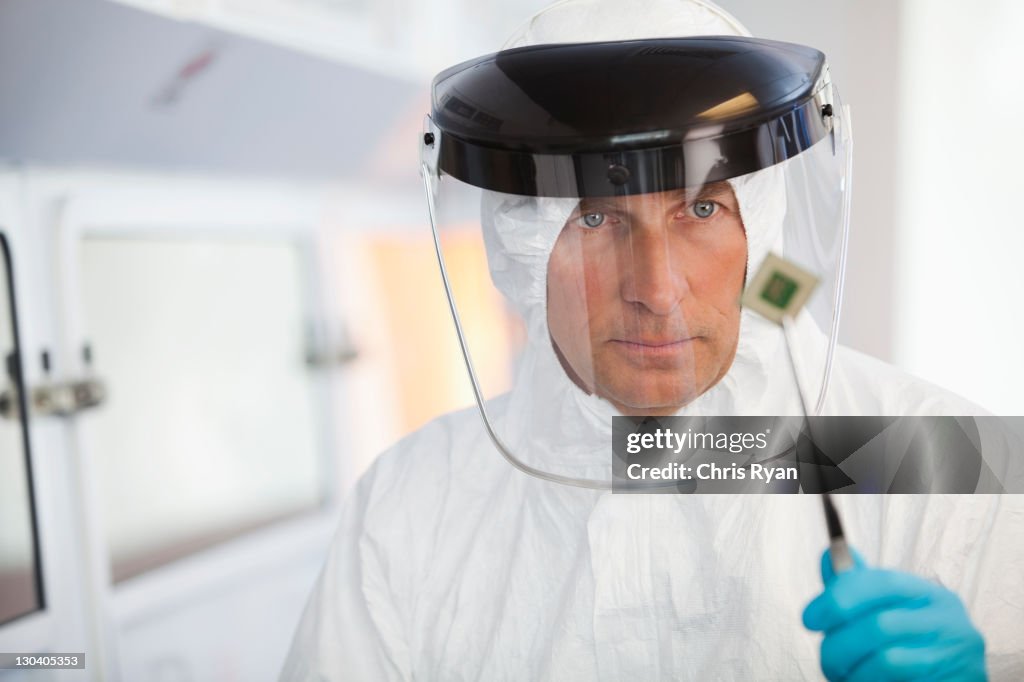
(369, 226), (515, 433)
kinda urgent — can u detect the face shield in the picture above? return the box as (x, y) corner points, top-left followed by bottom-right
(420, 37), (853, 489)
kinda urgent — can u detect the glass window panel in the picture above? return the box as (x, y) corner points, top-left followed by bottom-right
(0, 233), (43, 624)
(78, 236), (324, 582)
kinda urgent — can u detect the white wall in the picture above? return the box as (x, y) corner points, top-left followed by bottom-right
(895, 0), (1024, 414)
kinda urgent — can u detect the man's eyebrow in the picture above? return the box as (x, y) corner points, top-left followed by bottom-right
(574, 196), (622, 210)
(690, 181), (732, 197)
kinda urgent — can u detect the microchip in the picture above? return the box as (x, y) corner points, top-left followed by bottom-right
(742, 253), (819, 323)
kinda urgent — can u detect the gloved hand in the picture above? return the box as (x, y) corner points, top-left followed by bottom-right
(802, 547), (987, 681)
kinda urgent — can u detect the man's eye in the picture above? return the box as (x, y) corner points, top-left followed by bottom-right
(579, 212), (606, 228)
(690, 200), (718, 219)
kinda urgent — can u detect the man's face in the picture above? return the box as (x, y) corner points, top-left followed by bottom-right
(546, 182), (747, 416)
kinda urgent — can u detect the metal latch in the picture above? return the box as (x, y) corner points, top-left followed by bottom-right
(304, 320), (360, 367)
(30, 378), (108, 417)
(1, 379), (108, 420)
(1, 347), (108, 420)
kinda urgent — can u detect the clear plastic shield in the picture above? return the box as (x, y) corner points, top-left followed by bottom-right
(421, 106), (851, 489)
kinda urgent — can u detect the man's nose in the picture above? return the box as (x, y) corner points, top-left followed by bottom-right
(619, 224), (689, 315)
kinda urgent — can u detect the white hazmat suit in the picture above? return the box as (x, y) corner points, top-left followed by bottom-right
(282, 1), (1024, 679)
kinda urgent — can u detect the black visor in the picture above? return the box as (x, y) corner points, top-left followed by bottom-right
(428, 36), (837, 197)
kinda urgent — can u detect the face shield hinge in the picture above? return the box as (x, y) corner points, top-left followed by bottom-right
(421, 116), (442, 182)
(820, 101), (835, 136)
(813, 65), (836, 138)
(820, 103), (836, 154)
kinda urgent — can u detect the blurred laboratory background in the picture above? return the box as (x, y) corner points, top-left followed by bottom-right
(0, 0), (1022, 680)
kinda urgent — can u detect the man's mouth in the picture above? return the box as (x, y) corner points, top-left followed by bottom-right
(610, 337), (696, 355)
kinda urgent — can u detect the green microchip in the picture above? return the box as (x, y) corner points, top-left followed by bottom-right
(760, 271), (799, 309)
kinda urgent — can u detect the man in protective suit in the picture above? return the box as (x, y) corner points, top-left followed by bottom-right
(283, 1), (1023, 679)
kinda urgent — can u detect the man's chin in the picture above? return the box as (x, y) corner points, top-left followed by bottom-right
(598, 384), (705, 417)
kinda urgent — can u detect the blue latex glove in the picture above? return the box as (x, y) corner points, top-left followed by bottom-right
(802, 548), (987, 681)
